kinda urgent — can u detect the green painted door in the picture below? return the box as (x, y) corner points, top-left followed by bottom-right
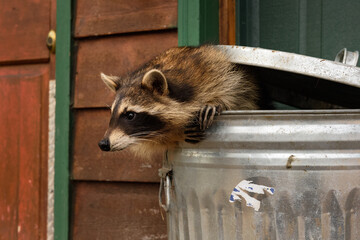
(237, 0), (360, 66)
(178, 0), (219, 46)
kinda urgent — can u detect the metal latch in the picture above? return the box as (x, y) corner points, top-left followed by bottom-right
(158, 151), (172, 212)
(159, 172), (171, 212)
(335, 48), (359, 66)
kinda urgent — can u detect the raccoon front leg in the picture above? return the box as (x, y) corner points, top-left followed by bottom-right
(199, 105), (222, 130)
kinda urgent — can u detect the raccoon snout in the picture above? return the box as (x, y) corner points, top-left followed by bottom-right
(98, 138), (111, 151)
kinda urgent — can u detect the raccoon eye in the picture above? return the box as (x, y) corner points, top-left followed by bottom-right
(125, 111), (136, 121)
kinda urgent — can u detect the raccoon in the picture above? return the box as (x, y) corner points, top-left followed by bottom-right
(98, 45), (264, 157)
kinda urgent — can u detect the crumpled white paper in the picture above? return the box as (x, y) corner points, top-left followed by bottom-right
(229, 180), (275, 211)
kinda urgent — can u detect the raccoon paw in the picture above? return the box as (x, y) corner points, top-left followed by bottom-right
(199, 105), (222, 130)
(184, 126), (206, 144)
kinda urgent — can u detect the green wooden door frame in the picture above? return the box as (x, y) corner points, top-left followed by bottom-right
(54, 0), (71, 239)
(178, 0), (219, 46)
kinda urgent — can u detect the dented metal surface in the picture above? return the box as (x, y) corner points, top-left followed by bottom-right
(218, 45), (360, 88)
(166, 110), (360, 240)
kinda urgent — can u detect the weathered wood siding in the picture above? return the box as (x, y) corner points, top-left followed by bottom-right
(71, 1), (178, 239)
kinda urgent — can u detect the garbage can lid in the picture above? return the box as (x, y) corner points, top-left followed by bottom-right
(218, 46), (360, 89)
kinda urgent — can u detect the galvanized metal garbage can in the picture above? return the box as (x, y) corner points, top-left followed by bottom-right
(160, 47), (360, 240)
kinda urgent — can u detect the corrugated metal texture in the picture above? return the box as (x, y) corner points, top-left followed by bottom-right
(167, 110), (360, 239)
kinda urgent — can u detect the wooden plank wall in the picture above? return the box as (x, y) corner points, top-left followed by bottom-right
(72, 1), (178, 239)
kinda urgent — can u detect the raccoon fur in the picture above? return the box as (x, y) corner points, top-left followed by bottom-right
(98, 45), (264, 157)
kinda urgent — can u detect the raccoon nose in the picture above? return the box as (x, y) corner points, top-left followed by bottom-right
(98, 138), (111, 151)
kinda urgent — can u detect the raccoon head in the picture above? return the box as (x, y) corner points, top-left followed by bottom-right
(98, 69), (175, 154)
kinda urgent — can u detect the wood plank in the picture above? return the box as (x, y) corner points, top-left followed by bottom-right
(0, 0), (50, 63)
(0, 73), (21, 240)
(72, 109), (164, 182)
(72, 182), (167, 240)
(39, 68), (49, 240)
(219, 0), (236, 45)
(18, 73), (42, 240)
(54, 1), (72, 238)
(75, 0), (177, 38)
(74, 31), (177, 108)
(0, 65), (49, 240)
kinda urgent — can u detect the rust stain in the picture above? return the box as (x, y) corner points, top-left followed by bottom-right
(286, 155), (296, 169)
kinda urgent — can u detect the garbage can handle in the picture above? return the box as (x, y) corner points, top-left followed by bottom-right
(335, 48), (359, 66)
(159, 174), (171, 212)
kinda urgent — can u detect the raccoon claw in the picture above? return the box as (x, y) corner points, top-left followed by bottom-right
(184, 105), (222, 143)
(199, 105), (222, 130)
(184, 127), (206, 144)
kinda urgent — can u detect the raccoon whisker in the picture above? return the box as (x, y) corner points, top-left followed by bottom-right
(135, 131), (172, 144)
(112, 143), (124, 151)
(144, 131), (169, 139)
(138, 133), (164, 141)
(127, 131), (165, 144)
(128, 141), (157, 149)
(131, 130), (169, 139)
(129, 131), (154, 137)
(136, 138), (159, 144)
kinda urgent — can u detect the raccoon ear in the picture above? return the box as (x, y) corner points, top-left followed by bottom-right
(101, 73), (120, 93)
(141, 69), (169, 96)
